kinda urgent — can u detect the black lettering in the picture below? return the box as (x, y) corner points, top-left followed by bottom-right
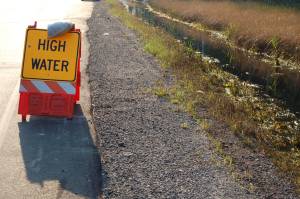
(47, 40), (50, 51)
(53, 60), (60, 71)
(38, 39), (46, 51)
(61, 60), (69, 72)
(50, 40), (58, 51)
(32, 58), (40, 69)
(58, 41), (66, 52)
(47, 59), (53, 70)
(37, 39), (68, 52)
(40, 59), (47, 70)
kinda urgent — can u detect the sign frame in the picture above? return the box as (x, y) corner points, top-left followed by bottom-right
(21, 28), (81, 82)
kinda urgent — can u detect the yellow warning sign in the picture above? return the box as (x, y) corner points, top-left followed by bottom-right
(21, 29), (80, 82)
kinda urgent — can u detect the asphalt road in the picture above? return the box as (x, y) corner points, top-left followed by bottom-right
(0, 1), (102, 198)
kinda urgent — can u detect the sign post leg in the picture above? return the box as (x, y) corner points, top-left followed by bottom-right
(22, 115), (27, 122)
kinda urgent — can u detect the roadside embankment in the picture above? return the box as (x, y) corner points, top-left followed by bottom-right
(87, 0), (300, 197)
(111, 0), (300, 192)
(87, 1), (258, 198)
(119, 0), (300, 193)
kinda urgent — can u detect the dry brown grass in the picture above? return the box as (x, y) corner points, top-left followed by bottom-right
(150, 0), (300, 62)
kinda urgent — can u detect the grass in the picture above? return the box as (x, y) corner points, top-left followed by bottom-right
(152, 86), (168, 97)
(207, 132), (256, 193)
(180, 122), (189, 129)
(106, 0), (300, 192)
(149, 0), (300, 64)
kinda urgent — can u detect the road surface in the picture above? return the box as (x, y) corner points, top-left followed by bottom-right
(0, 1), (102, 198)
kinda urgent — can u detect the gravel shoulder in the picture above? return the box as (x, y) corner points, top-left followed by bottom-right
(87, 2), (299, 198)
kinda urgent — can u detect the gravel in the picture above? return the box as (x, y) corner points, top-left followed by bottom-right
(87, 2), (299, 198)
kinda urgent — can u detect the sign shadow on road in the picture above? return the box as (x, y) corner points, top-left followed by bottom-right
(18, 105), (103, 198)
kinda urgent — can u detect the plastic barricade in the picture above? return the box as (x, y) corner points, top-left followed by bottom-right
(18, 22), (81, 121)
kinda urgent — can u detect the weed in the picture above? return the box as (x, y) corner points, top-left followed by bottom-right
(170, 98), (180, 104)
(197, 119), (210, 130)
(268, 36), (281, 64)
(180, 122), (189, 129)
(208, 135), (223, 153)
(248, 183), (256, 193)
(269, 36), (280, 51)
(224, 24), (236, 39)
(223, 155), (234, 167)
(152, 86), (168, 97)
(266, 74), (279, 96)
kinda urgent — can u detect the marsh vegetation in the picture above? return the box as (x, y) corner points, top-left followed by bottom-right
(150, 0), (300, 65)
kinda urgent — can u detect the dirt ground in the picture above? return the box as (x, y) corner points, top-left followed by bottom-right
(87, 1), (299, 198)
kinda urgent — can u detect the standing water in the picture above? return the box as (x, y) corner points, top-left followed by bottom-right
(120, 0), (300, 113)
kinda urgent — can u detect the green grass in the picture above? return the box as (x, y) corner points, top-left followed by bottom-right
(206, 133), (255, 191)
(152, 86), (168, 97)
(106, 0), (300, 192)
(107, 0), (180, 68)
(180, 122), (189, 129)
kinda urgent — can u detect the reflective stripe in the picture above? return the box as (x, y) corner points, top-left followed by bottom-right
(19, 80), (76, 95)
(19, 84), (27, 92)
(45, 81), (66, 94)
(31, 80), (54, 94)
(21, 79), (39, 93)
(57, 82), (75, 95)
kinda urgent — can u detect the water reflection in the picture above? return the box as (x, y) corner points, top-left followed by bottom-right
(124, 0), (300, 111)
